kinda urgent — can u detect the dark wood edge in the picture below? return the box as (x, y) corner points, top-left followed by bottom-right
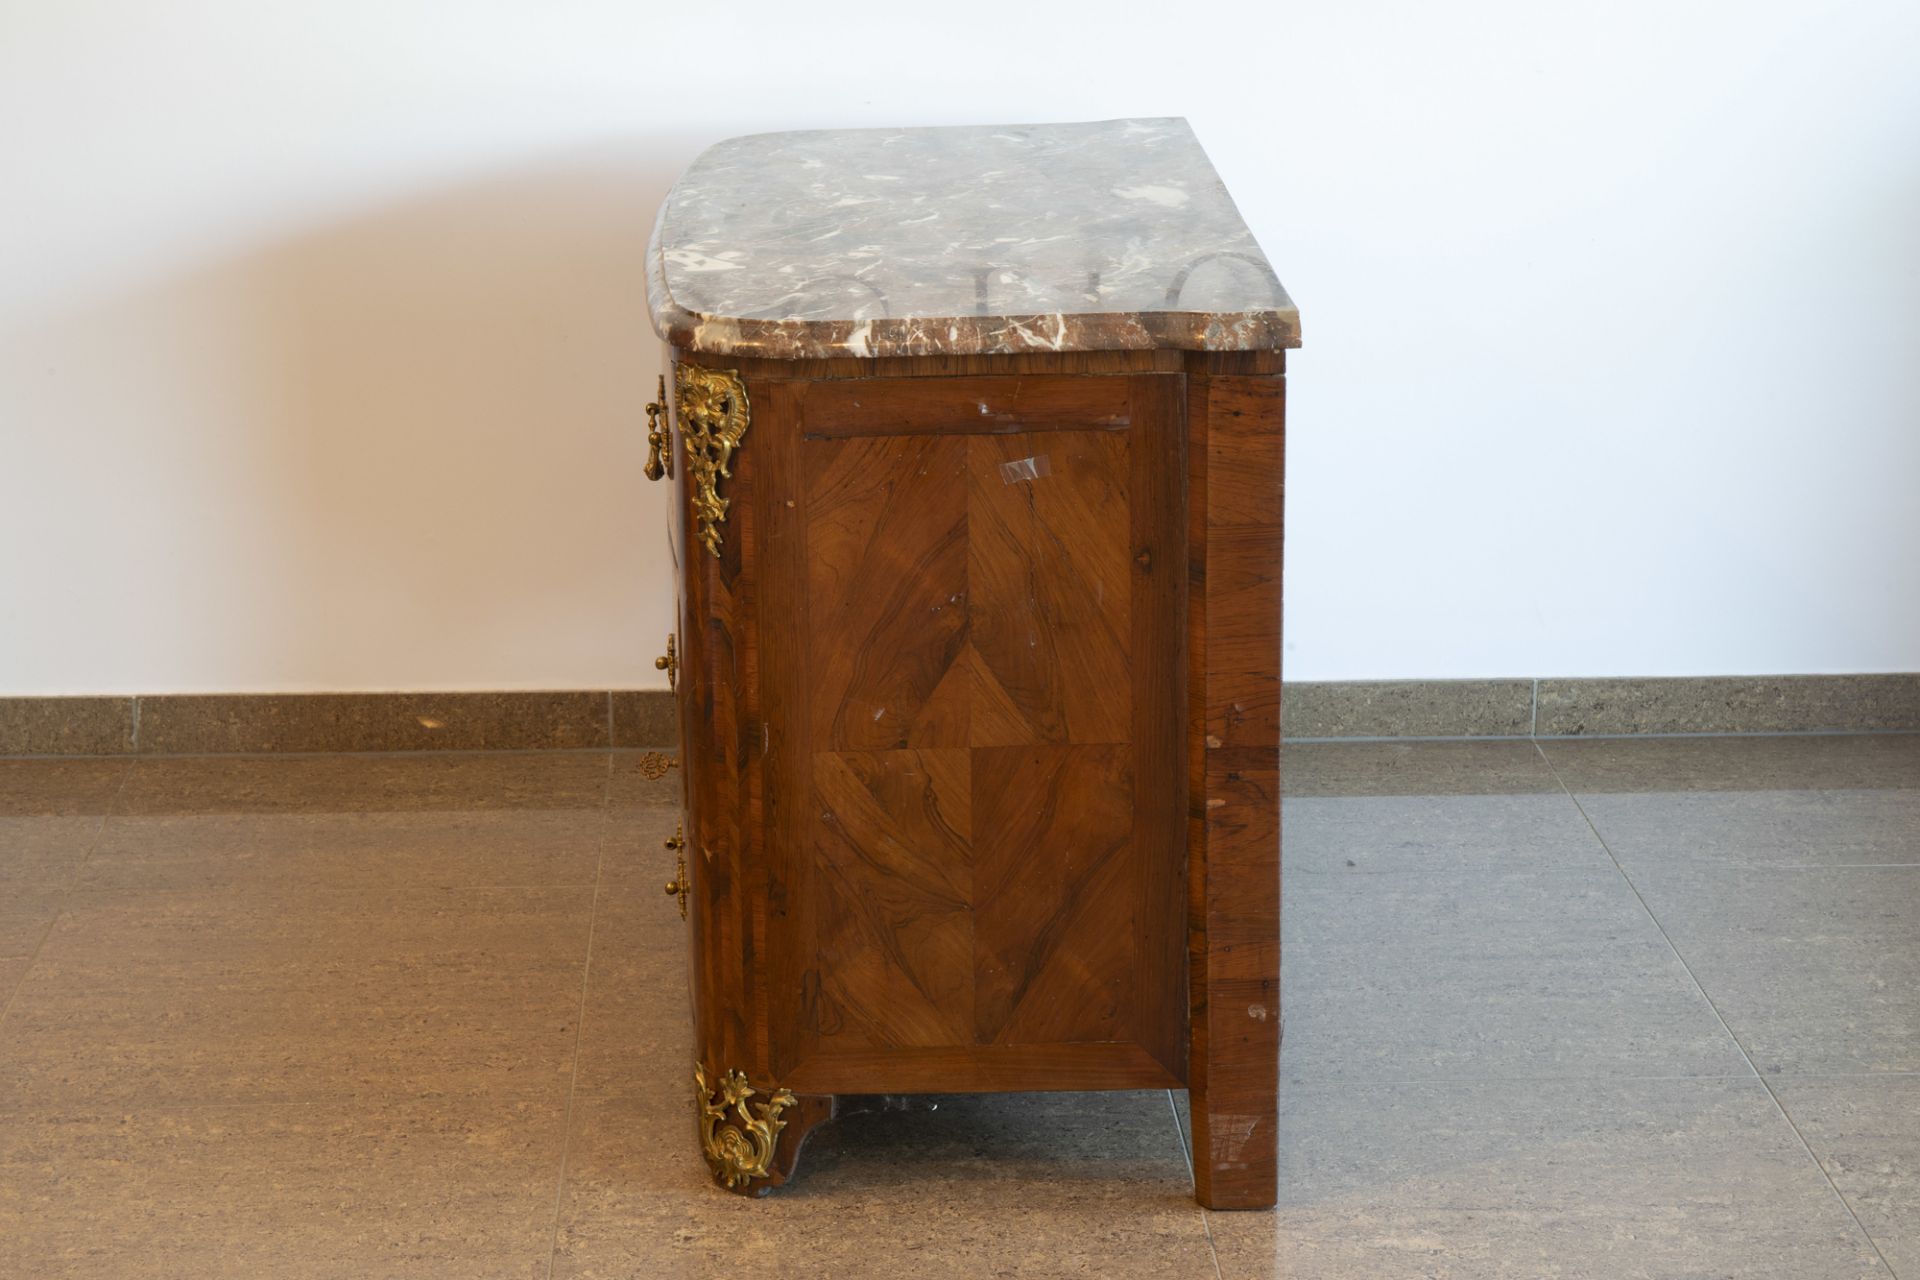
(1184, 352), (1285, 1211)
(783, 1041), (1183, 1094)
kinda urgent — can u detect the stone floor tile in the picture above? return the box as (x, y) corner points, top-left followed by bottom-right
(1284, 793), (1612, 876)
(0, 885), (595, 1107)
(0, 1097), (567, 1280)
(1281, 868), (1747, 1084)
(552, 1089), (1216, 1279)
(1209, 1078), (1892, 1279)
(1633, 866), (1920, 1074)
(1772, 1075), (1920, 1278)
(1576, 788), (1920, 871)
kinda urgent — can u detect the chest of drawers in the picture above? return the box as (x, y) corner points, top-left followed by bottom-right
(644, 118), (1297, 1208)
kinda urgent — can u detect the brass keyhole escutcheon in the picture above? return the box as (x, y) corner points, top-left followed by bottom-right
(637, 751), (678, 781)
(663, 823), (689, 920)
(643, 374), (673, 482)
(655, 634), (677, 690)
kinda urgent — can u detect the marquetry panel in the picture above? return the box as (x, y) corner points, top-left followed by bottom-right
(972, 743), (1134, 1045)
(966, 431), (1132, 747)
(812, 748), (974, 1047)
(804, 435), (970, 751)
(769, 373), (1186, 1089)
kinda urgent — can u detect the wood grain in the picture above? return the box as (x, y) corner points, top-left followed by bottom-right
(801, 375), (1131, 437)
(972, 743), (1133, 1046)
(671, 349), (1280, 1203)
(1185, 356), (1284, 1210)
(813, 748), (974, 1048)
(784, 1041), (1179, 1094)
(804, 434), (970, 751)
(1129, 372), (1192, 1079)
(783, 372), (1187, 1093)
(678, 366), (761, 1080)
(966, 429), (1132, 746)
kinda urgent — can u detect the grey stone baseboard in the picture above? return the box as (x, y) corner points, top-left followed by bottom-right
(4, 675), (1918, 756)
(1285, 675), (1920, 739)
(0, 692), (677, 756)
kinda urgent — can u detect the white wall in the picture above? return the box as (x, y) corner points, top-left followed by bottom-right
(3, 0), (1917, 694)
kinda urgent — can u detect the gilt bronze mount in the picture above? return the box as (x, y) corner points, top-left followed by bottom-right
(696, 1064), (796, 1190)
(674, 364), (750, 557)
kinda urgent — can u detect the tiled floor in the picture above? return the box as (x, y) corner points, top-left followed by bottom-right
(0, 736), (1914, 1278)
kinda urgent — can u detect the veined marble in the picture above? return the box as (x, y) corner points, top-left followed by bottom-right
(647, 118), (1299, 359)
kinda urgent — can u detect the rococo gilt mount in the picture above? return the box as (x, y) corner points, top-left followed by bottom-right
(642, 118), (1298, 1207)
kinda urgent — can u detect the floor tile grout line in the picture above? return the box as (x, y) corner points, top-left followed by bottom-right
(1531, 740), (1902, 1279)
(1164, 1089), (1225, 1280)
(1764, 1082), (1905, 1280)
(0, 761), (135, 1035)
(542, 763), (613, 1280)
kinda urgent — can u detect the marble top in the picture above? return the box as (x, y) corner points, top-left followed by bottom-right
(646, 118), (1299, 359)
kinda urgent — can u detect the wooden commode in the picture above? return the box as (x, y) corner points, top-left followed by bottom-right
(641, 118), (1299, 1208)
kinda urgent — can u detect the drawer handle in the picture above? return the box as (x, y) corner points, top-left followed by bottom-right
(637, 751), (678, 781)
(663, 824), (689, 919)
(643, 374), (673, 481)
(655, 634), (677, 690)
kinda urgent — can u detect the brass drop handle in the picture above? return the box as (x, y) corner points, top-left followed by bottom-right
(655, 634), (677, 690)
(663, 823), (689, 919)
(643, 374), (672, 481)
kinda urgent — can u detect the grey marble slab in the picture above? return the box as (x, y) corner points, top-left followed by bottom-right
(647, 118), (1298, 358)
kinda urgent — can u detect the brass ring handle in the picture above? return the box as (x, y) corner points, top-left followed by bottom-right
(643, 374), (672, 482)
